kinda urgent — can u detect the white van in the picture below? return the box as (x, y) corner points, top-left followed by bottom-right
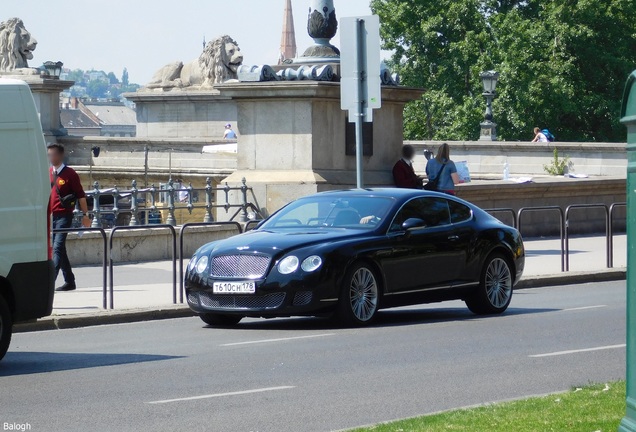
(0, 79), (55, 360)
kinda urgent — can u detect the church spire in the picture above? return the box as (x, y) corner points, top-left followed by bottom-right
(279, 0), (297, 64)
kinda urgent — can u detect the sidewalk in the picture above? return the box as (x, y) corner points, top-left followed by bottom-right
(47, 234), (627, 317)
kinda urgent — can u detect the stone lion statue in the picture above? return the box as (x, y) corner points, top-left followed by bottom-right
(0, 18), (38, 73)
(147, 35), (243, 89)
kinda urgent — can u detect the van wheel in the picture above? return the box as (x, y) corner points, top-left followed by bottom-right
(0, 295), (12, 361)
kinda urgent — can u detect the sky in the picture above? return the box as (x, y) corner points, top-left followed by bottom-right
(3, 0), (381, 84)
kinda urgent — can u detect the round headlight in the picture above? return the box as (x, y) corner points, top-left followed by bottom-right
(188, 255), (198, 271)
(301, 255), (322, 272)
(278, 256), (299, 275)
(196, 255), (209, 274)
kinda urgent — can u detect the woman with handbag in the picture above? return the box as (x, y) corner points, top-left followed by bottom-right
(425, 143), (461, 195)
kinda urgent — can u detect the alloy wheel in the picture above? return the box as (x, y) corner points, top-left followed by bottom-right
(349, 267), (379, 322)
(485, 257), (512, 308)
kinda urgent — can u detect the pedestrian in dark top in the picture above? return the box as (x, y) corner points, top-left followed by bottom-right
(425, 143), (461, 195)
(392, 145), (423, 189)
(47, 143), (90, 292)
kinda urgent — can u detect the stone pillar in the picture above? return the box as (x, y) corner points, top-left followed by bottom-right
(216, 81), (423, 217)
(299, 0), (340, 62)
(0, 75), (73, 142)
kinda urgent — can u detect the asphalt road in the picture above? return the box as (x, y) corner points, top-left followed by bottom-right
(0, 281), (626, 432)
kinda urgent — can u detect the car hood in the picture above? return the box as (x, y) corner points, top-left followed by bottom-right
(202, 229), (365, 257)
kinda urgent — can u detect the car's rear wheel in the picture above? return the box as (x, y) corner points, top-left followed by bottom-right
(200, 313), (242, 327)
(466, 253), (513, 315)
(337, 262), (380, 326)
(0, 295), (12, 361)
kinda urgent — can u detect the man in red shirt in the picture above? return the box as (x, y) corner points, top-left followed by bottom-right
(392, 145), (423, 189)
(47, 144), (90, 292)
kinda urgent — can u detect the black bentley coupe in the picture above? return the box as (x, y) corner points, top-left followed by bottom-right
(185, 189), (525, 326)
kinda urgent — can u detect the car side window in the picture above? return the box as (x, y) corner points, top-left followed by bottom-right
(448, 200), (472, 224)
(390, 198), (451, 232)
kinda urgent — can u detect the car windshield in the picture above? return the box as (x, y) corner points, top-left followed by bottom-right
(260, 196), (394, 230)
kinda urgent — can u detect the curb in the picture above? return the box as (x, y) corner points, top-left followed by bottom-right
(516, 268), (626, 290)
(13, 305), (195, 334)
(13, 269), (626, 333)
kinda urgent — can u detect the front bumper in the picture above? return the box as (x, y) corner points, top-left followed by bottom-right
(185, 272), (339, 318)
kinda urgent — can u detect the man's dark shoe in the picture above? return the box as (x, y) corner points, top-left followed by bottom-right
(55, 283), (76, 292)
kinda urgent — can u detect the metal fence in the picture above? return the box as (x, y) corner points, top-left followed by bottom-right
(485, 202), (626, 273)
(71, 177), (264, 228)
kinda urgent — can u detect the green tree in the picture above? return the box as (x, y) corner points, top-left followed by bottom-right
(122, 67), (129, 86)
(107, 72), (119, 85)
(371, 0), (636, 142)
(86, 80), (109, 99)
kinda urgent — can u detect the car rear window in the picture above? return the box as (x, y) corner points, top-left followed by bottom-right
(449, 200), (472, 224)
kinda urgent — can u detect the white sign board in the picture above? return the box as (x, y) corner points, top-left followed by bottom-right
(340, 15), (381, 122)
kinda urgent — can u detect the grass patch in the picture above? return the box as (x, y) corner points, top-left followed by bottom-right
(351, 381), (626, 432)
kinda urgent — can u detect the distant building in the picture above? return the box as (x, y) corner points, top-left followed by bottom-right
(60, 97), (137, 137)
(60, 97), (102, 136)
(85, 102), (137, 137)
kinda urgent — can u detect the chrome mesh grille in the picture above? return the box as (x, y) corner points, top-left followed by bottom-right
(210, 255), (271, 278)
(198, 292), (286, 310)
(293, 291), (313, 306)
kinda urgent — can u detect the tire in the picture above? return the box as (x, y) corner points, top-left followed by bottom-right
(0, 295), (12, 361)
(337, 262), (380, 326)
(466, 253), (514, 315)
(200, 313), (242, 327)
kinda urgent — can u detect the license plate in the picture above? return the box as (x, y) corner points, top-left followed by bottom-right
(213, 281), (256, 294)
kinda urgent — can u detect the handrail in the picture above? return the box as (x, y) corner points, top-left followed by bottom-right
(518, 206), (565, 272)
(75, 177), (264, 227)
(609, 203), (627, 268)
(564, 204), (610, 271)
(178, 222), (243, 304)
(108, 225), (177, 309)
(483, 208), (517, 228)
(52, 227), (108, 309)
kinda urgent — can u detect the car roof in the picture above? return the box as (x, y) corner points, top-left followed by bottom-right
(312, 188), (441, 199)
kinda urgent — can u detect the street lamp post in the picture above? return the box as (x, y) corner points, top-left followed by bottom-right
(619, 69), (636, 432)
(479, 70), (499, 141)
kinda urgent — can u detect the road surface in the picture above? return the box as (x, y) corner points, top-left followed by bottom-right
(0, 281), (626, 432)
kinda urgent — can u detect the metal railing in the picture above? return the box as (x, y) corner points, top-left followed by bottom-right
(564, 204), (610, 271)
(609, 203), (627, 268)
(52, 227), (108, 309)
(108, 225), (177, 309)
(486, 203), (627, 273)
(517, 206), (566, 272)
(484, 208), (517, 228)
(72, 177), (264, 228)
(178, 222), (244, 304)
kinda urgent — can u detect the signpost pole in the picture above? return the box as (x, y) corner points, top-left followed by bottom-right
(355, 18), (366, 189)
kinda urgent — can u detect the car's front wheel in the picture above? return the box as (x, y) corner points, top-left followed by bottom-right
(337, 262), (380, 326)
(200, 313), (242, 327)
(0, 295), (12, 361)
(466, 253), (513, 315)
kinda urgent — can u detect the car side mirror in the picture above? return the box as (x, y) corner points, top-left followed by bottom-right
(402, 218), (426, 231)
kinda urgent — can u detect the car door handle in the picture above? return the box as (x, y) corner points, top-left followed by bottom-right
(448, 235), (460, 241)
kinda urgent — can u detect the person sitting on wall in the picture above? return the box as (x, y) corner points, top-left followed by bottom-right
(392, 145), (423, 189)
(223, 123), (237, 139)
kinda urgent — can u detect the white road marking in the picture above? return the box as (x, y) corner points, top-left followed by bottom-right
(147, 386), (295, 404)
(562, 305), (607, 312)
(529, 344), (626, 358)
(221, 333), (335, 347)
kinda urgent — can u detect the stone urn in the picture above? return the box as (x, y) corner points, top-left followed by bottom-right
(302, 0), (340, 59)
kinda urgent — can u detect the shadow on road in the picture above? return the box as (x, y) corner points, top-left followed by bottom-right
(0, 352), (183, 377)
(209, 306), (559, 332)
